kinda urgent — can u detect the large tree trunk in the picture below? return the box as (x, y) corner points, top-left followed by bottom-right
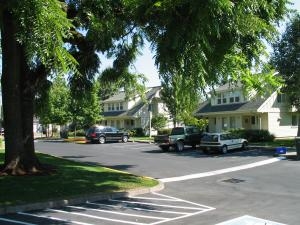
(0, 9), (52, 175)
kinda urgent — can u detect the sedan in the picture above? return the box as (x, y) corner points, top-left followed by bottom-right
(199, 132), (248, 154)
(85, 125), (129, 144)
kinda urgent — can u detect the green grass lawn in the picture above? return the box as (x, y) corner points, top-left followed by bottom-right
(0, 149), (158, 207)
(130, 136), (154, 142)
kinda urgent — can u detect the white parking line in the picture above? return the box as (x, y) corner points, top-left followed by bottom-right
(67, 205), (171, 220)
(18, 212), (94, 225)
(46, 208), (147, 225)
(109, 199), (208, 211)
(11, 192), (214, 225)
(159, 158), (281, 183)
(0, 217), (37, 225)
(86, 201), (189, 215)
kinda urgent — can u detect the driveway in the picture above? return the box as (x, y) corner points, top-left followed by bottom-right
(2, 141), (298, 225)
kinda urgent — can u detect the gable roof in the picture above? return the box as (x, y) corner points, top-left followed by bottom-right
(196, 98), (266, 115)
(102, 86), (161, 118)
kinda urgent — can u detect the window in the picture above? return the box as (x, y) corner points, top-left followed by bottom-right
(223, 98), (227, 103)
(277, 93), (286, 103)
(235, 96), (240, 102)
(120, 102), (123, 110)
(251, 116), (256, 125)
(230, 97), (234, 103)
(230, 117), (236, 128)
(111, 104), (115, 111)
(108, 103), (111, 111)
(222, 117), (228, 130)
(217, 94), (222, 104)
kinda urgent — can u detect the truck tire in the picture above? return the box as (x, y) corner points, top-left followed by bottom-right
(175, 141), (184, 152)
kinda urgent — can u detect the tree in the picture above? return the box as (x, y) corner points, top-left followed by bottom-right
(271, 13), (300, 160)
(35, 76), (71, 137)
(0, 1), (77, 175)
(0, 0), (290, 175)
(69, 81), (102, 135)
(151, 114), (168, 131)
(271, 14), (300, 137)
(137, 0), (288, 92)
(160, 71), (202, 126)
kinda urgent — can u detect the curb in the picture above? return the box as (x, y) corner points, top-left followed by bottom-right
(0, 181), (164, 215)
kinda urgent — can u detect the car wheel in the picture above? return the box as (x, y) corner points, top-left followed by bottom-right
(241, 142), (248, 150)
(221, 145), (228, 154)
(99, 136), (106, 144)
(160, 146), (170, 151)
(175, 141), (184, 152)
(122, 135), (128, 143)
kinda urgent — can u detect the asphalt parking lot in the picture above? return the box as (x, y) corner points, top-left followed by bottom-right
(2, 141), (299, 225)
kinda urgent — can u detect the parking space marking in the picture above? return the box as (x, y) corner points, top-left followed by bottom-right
(18, 212), (94, 225)
(46, 208), (146, 225)
(86, 201), (189, 215)
(3, 192), (214, 225)
(110, 199), (209, 211)
(0, 217), (37, 225)
(67, 205), (171, 220)
(160, 158), (281, 183)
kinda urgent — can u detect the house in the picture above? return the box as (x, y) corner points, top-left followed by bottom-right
(196, 83), (298, 138)
(100, 86), (172, 133)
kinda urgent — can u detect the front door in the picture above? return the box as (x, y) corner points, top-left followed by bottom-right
(242, 116), (251, 129)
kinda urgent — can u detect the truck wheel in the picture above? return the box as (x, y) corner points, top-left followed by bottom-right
(176, 141), (184, 152)
(221, 145), (228, 154)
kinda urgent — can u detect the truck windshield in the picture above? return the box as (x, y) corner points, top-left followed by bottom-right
(171, 127), (184, 135)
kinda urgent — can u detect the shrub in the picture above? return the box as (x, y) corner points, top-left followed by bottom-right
(69, 129), (86, 137)
(128, 128), (145, 137)
(229, 129), (275, 142)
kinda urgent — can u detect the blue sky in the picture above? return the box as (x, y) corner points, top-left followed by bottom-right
(107, 0), (300, 87)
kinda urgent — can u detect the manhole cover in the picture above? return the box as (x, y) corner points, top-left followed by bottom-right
(222, 178), (245, 184)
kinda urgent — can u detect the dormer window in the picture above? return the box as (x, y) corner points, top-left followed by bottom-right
(277, 93), (286, 103)
(107, 102), (124, 111)
(215, 92), (240, 105)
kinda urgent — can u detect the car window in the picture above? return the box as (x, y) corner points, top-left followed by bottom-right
(95, 127), (102, 132)
(220, 134), (228, 140)
(186, 128), (193, 134)
(202, 134), (219, 142)
(111, 127), (119, 133)
(105, 127), (113, 132)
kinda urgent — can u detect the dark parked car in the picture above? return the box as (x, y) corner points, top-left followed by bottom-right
(85, 125), (129, 144)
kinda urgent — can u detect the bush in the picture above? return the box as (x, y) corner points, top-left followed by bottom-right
(230, 129), (275, 142)
(69, 129), (86, 137)
(128, 128), (145, 137)
(158, 128), (172, 135)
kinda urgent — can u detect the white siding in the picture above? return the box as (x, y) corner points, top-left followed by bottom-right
(268, 112), (297, 137)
